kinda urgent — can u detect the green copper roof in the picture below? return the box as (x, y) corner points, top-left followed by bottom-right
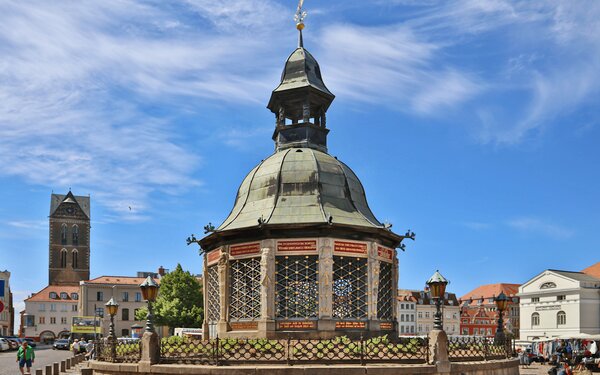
(273, 47), (334, 97)
(217, 148), (383, 231)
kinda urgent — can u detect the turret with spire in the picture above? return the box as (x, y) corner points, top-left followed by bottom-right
(267, 1), (335, 153)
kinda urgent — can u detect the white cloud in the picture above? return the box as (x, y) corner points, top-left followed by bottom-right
(507, 217), (574, 240)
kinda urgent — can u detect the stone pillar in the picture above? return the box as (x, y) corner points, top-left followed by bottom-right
(60, 360), (66, 372)
(258, 240), (276, 336)
(202, 252), (209, 339)
(45, 365), (52, 375)
(428, 329), (450, 373)
(217, 250), (229, 335)
(318, 239), (334, 331)
(140, 330), (160, 366)
(53, 362), (59, 374)
(65, 358), (70, 370)
(35, 369), (43, 375)
(367, 243), (380, 325)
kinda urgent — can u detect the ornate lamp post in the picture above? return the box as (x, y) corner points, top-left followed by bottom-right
(105, 297), (119, 361)
(494, 292), (509, 343)
(426, 270), (449, 331)
(140, 276), (160, 333)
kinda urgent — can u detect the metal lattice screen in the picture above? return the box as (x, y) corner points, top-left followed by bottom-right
(377, 261), (393, 320)
(229, 258), (261, 320)
(275, 255), (319, 319)
(206, 265), (220, 323)
(332, 256), (368, 319)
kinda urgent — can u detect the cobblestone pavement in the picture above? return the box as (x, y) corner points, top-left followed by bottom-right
(0, 347), (75, 375)
(519, 362), (553, 375)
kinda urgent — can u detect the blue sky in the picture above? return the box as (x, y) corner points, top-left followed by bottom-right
(1, 1), (600, 326)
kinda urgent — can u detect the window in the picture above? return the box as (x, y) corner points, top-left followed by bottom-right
(135, 292), (142, 302)
(410, 326), (414, 333)
(122, 292), (129, 302)
(71, 293), (78, 300)
(400, 303), (405, 309)
(72, 225), (79, 246)
(488, 298), (495, 303)
(39, 316), (45, 324)
(50, 304), (56, 312)
(453, 313), (457, 319)
(425, 325), (429, 332)
(61, 317), (67, 324)
(474, 328), (478, 335)
(39, 304), (46, 312)
(531, 297), (540, 303)
(122, 308), (129, 321)
(487, 328), (492, 336)
(418, 311), (423, 318)
(462, 328), (469, 335)
(96, 307), (104, 318)
(61, 304), (68, 312)
(532, 312), (540, 326)
(425, 312), (430, 318)
(400, 325), (405, 333)
(400, 314), (405, 322)
(121, 329), (129, 337)
(97, 291), (103, 301)
(411, 314), (414, 322)
(557, 311), (566, 325)
(49, 292), (58, 299)
(50, 317), (56, 324)
(72, 250), (78, 269)
(418, 324), (422, 332)
(557, 295), (566, 301)
(72, 305), (77, 312)
(60, 292), (68, 299)
(276, 256), (318, 319)
(60, 249), (67, 268)
(61, 224), (67, 245)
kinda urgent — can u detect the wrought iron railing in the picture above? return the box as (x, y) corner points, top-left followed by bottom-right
(96, 340), (141, 363)
(448, 336), (513, 362)
(159, 335), (429, 365)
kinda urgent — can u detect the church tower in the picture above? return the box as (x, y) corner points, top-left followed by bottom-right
(48, 191), (91, 285)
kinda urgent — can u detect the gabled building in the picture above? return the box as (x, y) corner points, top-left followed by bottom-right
(22, 285), (79, 342)
(459, 283), (520, 338)
(459, 306), (497, 336)
(399, 289), (460, 336)
(518, 264), (600, 340)
(397, 290), (417, 335)
(0, 270), (14, 336)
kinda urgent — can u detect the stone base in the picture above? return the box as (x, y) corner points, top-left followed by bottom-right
(141, 331), (159, 364)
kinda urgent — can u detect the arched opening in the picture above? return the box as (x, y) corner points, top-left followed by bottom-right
(72, 249), (78, 269)
(557, 311), (566, 326)
(72, 225), (79, 246)
(61, 224), (67, 245)
(39, 330), (56, 344)
(531, 312), (540, 326)
(60, 249), (67, 268)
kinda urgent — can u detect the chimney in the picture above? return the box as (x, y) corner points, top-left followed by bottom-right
(158, 266), (165, 276)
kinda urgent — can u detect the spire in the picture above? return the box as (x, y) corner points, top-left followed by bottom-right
(267, 0), (335, 153)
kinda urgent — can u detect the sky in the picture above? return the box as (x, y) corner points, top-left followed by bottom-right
(1, 1), (600, 331)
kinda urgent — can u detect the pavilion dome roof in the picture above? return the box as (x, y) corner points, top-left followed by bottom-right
(216, 147), (383, 231)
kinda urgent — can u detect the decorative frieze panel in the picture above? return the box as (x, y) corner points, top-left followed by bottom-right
(333, 241), (368, 258)
(229, 258), (261, 321)
(206, 265), (220, 323)
(230, 242), (261, 259)
(206, 248), (222, 266)
(275, 255), (319, 319)
(377, 261), (393, 320)
(332, 256), (368, 319)
(276, 239), (318, 254)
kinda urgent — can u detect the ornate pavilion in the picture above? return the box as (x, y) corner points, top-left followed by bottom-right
(199, 11), (411, 339)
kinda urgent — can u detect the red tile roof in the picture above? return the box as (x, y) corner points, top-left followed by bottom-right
(86, 276), (161, 286)
(582, 262), (600, 280)
(25, 285), (79, 303)
(460, 283), (520, 306)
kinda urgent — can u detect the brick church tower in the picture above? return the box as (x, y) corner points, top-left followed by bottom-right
(48, 191), (91, 285)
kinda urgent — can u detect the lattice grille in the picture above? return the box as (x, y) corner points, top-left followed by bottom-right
(206, 265), (220, 322)
(333, 256), (368, 319)
(229, 258), (261, 320)
(275, 255), (319, 319)
(377, 261), (393, 320)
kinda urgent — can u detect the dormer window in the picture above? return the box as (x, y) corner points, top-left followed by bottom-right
(60, 292), (68, 299)
(71, 293), (79, 300)
(49, 292), (58, 299)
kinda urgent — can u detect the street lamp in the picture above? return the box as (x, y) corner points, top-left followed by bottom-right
(105, 297), (119, 340)
(426, 270), (449, 331)
(494, 292), (509, 343)
(140, 276), (159, 333)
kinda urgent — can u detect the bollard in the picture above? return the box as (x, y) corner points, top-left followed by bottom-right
(35, 369), (43, 375)
(65, 358), (71, 370)
(45, 365), (52, 375)
(60, 361), (66, 372)
(73, 355), (79, 364)
(81, 369), (93, 375)
(53, 362), (59, 374)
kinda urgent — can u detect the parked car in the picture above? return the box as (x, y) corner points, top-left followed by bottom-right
(6, 338), (19, 350)
(23, 338), (37, 348)
(0, 338), (10, 351)
(53, 339), (70, 350)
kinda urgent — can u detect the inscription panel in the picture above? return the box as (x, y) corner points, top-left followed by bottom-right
(333, 241), (368, 257)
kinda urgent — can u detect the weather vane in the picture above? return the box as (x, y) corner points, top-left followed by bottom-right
(294, 0), (307, 30)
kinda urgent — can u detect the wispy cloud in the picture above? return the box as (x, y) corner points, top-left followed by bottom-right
(507, 217), (574, 239)
(6, 220), (47, 231)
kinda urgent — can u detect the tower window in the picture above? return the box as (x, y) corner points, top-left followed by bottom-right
(60, 249), (67, 268)
(72, 249), (78, 269)
(72, 225), (79, 246)
(61, 224), (68, 245)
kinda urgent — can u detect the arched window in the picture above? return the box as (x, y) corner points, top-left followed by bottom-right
(72, 225), (79, 246)
(72, 249), (78, 269)
(531, 312), (540, 326)
(557, 311), (566, 325)
(61, 224), (68, 245)
(60, 249), (67, 268)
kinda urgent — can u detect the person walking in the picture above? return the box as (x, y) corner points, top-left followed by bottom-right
(16, 341), (35, 375)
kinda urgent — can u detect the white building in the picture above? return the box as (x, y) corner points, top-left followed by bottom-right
(22, 285), (79, 342)
(397, 291), (417, 335)
(518, 266), (600, 341)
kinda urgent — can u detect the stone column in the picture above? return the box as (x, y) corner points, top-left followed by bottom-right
(258, 239), (276, 336)
(139, 330), (160, 370)
(318, 238), (334, 331)
(367, 242), (380, 326)
(428, 329), (450, 373)
(202, 252), (209, 339)
(217, 250), (229, 335)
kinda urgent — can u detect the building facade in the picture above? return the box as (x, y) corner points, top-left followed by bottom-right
(399, 289), (460, 336)
(459, 283), (520, 338)
(22, 285), (79, 342)
(79, 276), (149, 338)
(397, 291), (417, 335)
(49, 191), (91, 286)
(518, 266), (600, 340)
(0, 270), (14, 336)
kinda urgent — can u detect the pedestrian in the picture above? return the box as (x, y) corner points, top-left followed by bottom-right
(16, 340), (35, 375)
(72, 339), (80, 355)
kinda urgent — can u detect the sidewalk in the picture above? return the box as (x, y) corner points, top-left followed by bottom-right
(519, 362), (552, 375)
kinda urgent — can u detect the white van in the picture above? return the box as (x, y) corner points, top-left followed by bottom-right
(0, 338), (10, 351)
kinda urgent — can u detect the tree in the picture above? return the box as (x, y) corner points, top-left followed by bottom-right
(134, 264), (204, 330)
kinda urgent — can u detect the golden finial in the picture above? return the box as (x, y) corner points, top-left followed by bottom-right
(295, 0), (307, 30)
